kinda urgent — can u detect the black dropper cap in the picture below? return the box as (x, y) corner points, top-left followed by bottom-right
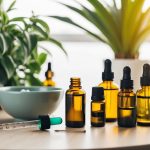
(91, 87), (104, 101)
(102, 59), (114, 81)
(140, 64), (150, 86)
(45, 62), (52, 77)
(120, 66), (133, 89)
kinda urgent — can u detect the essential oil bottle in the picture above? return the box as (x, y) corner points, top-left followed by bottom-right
(65, 78), (86, 128)
(137, 64), (150, 126)
(43, 62), (56, 86)
(118, 66), (136, 127)
(91, 87), (105, 127)
(99, 59), (119, 122)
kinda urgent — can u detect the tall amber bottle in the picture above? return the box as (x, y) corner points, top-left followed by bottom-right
(65, 78), (86, 128)
(99, 59), (119, 122)
(137, 64), (150, 126)
(43, 62), (56, 86)
(118, 66), (136, 127)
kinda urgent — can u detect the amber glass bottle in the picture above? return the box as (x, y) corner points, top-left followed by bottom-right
(65, 78), (86, 128)
(118, 66), (136, 127)
(99, 59), (118, 122)
(43, 62), (55, 86)
(91, 87), (105, 127)
(137, 64), (150, 126)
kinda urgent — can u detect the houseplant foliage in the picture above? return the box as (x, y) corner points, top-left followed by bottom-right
(51, 0), (150, 58)
(0, 0), (66, 86)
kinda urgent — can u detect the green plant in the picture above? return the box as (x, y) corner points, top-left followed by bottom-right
(0, 0), (66, 86)
(51, 0), (150, 58)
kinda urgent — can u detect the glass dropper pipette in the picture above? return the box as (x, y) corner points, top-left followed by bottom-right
(0, 115), (62, 130)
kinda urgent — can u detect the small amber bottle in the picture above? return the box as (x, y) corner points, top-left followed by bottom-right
(118, 66), (136, 128)
(99, 59), (119, 122)
(65, 78), (86, 128)
(91, 87), (105, 127)
(43, 62), (56, 86)
(137, 64), (150, 126)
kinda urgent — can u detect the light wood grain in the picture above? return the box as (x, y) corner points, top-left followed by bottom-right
(0, 111), (150, 149)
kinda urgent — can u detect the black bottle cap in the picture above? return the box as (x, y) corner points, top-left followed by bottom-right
(140, 64), (150, 86)
(91, 87), (104, 101)
(45, 62), (52, 77)
(48, 62), (51, 70)
(120, 66), (133, 89)
(102, 59), (114, 81)
(38, 115), (51, 130)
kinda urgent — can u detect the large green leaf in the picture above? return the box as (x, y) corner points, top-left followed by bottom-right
(30, 17), (50, 33)
(31, 24), (49, 39)
(0, 56), (16, 79)
(38, 52), (47, 65)
(0, 33), (8, 55)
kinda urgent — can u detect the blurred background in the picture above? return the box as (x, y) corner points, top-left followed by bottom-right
(3, 0), (150, 120)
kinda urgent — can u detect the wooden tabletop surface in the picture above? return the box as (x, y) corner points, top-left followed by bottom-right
(0, 111), (150, 149)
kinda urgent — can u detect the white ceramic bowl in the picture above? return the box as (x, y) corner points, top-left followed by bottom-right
(0, 86), (64, 120)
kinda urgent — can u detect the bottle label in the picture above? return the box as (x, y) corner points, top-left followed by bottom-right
(66, 94), (85, 122)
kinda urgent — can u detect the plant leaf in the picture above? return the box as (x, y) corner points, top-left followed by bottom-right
(87, 0), (120, 48)
(48, 37), (67, 56)
(10, 17), (26, 22)
(7, 0), (16, 12)
(28, 61), (41, 73)
(38, 45), (52, 57)
(60, 3), (108, 43)
(50, 16), (107, 43)
(0, 56), (16, 79)
(30, 33), (38, 50)
(132, 26), (150, 53)
(31, 24), (49, 39)
(1, 12), (9, 25)
(0, 33), (8, 55)
(38, 52), (47, 65)
(30, 17), (50, 33)
(26, 74), (43, 86)
(0, 64), (8, 85)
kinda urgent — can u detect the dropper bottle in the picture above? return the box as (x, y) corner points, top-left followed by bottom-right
(43, 62), (56, 86)
(137, 64), (150, 126)
(0, 115), (62, 130)
(118, 66), (136, 127)
(99, 59), (119, 122)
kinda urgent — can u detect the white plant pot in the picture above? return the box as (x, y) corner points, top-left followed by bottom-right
(111, 59), (149, 91)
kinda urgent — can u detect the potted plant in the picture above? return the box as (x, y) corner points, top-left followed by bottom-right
(0, 0), (66, 86)
(51, 0), (150, 90)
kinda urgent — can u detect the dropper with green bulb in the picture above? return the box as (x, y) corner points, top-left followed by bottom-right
(0, 115), (62, 130)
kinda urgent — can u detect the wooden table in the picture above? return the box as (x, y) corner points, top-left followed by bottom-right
(0, 111), (150, 149)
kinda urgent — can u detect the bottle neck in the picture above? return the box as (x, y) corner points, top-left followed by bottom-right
(103, 81), (113, 84)
(46, 71), (53, 79)
(121, 89), (133, 92)
(141, 86), (150, 90)
(69, 78), (81, 89)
